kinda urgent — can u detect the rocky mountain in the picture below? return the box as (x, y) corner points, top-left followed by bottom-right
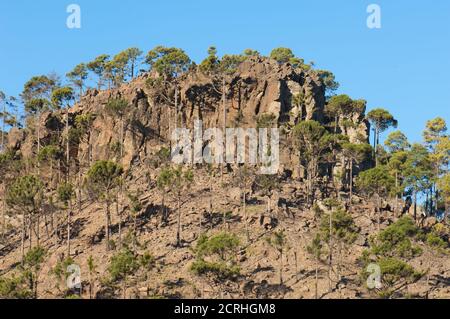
(0, 56), (448, 300)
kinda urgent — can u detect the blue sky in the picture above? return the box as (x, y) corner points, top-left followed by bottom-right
(0, 0), (449, 143)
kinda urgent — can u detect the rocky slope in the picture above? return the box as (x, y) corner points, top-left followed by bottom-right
(0, 58), (448, 299)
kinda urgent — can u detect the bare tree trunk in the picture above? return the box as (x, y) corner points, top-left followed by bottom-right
(28, 216), (32, 249)
(133, 213), (137, 252)
(328, 209), (332, 293)
(244, 191), (250, 243)
(161, 193), (166, 224)
(413, 191), (417, 222)
(117, 196), (122, 250)
(1, 99), (5, 151)
(279, 250), (283, 285)
(89, 271), (93, 299)
(44, 213), (50, 240)
(21, 214), (25, 265)
(37, 111), (41, 176)
(58, 159), (61, 185)
(349, 160), (353, 211)
(209, 176), (213, 230)
(54, 211), (59, 246)
(176, 195), (181, 247)
(294, 251), (298, 280)
(1, 187), (5, 239)
(394, 171), (398, 217)
(105, 201), (110, 252)
(337, 242), (342, 288)
(315, 264), (319, 299)
(36, 214), (40, 247)
(79, 79), (83, 100)
(377, 195), (381, 232)
(66, 104), (70, 181)
(67, 201), (72, 257)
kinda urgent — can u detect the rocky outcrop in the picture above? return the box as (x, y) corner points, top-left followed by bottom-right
(7, 57), (369, 174)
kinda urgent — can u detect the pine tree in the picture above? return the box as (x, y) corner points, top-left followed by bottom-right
(266, 230), (287, 284)
(57, 182), (75, 256)
(357, 166), (395, 230)
(293, 121), (332, 205)
(6, 175), (43, 264)
(66, 64), (88, 99)
(307, 233), (325, 299)
(342, 143), (372, 209)
(52, 87), (75, 180)
(367, 109), (398, 166)
(85, 161), (123, 252)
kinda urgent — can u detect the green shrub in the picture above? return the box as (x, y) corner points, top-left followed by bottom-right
(319, 209), (359, 244)
(52, 257), (75, 281)
(0, 275), (33, 299)
(426, 232), (448, 251)
(191, 260), (240, 278)
(195, 232), (240, 259)
(371, 216), (421, 258)
(191, 232), (241, 280)
(108, 249), (139, 282)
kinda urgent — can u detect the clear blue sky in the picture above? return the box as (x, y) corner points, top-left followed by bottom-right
(1, 0), (449, 143)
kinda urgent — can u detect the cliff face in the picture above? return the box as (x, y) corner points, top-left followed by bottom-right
(8, 57), (369, 175)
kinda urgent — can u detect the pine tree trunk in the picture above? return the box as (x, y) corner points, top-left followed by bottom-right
(279, 250), (283, 285)
(328, 209), (332, 293)
(37, 111), (41, 176)
(34, 274), (38, 299)
(349, 160), (353, 211)
(21, 214), (25, 265)
(67, 201), (71, 257)
(377, 195), (381, 232)
(133, 213), (137, 252)
(1, 188), (5, 239)
(44, 212), (50, 240)
(28, 216), (32, 249)
(208, 176), (213, 230)
(244, 191), (249, 243)
(414, 191), (417, 221)
(375, 127), (380, 167)
(105, 200), (110, 252)
(315, 264), (319, 299)
(66, 104), (70, 181)
(117, 196), (122, 250)
(294, 251), (298, 280)
(394, 171), (398, 217)
(36, 214), (40, 247)
(176, 195), (181, 247)
(79, 81), (83, 100)
(1, 99), (5, 151)
(54, 211), (59, 246)
(373, 127), (377, 166)
(161, 193), (166, 224)
(89, 271), (93, 299)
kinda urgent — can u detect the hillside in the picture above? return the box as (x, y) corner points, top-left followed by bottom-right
(0, 53), (449, 299)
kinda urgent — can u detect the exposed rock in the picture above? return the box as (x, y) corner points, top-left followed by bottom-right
(7, 57), (369, 176)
